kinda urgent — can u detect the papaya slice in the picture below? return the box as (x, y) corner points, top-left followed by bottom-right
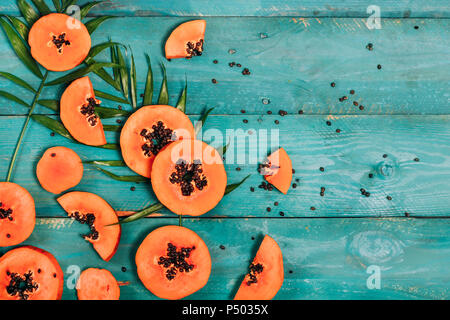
(0, 246), (64, 300)
(57, 192), (121, 261)
(28, 13), (91, 71)
(36, 146), (83, 194)
(77, 268), (120, 300)
(165, 20), (206, 59)
(263, 148), (293, 194)
(60, 76), (106, 146)
(136, 226), (211, 300)
(234, 235), (284, 300)
(0, 182), (35, 247)
(151, 139), (227, 216)
(120, 105), (195, 178)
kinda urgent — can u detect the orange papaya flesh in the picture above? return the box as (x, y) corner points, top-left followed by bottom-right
(28, 13), (91, 71)
(136, 225), (211, 300)
(151, 139), (227, 216)
(165, 20), (206, 59)
(0, 246), (64, 300)
(0, 182), (36, 247)
(120, 105), (195, 178)
(57, 192), (121, 261)
(60, 76), (106, 146)
(234, 235), (284, 300)
(36, 146), (83, 194)
(263, 148), (293, 194)
(77, 268), (120, 300)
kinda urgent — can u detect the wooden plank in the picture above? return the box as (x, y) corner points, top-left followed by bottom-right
(1, 217), (448, 300)
(1, 114), (449, 217)
(1, 17), (449, 115)
(0, 0), (449, 18)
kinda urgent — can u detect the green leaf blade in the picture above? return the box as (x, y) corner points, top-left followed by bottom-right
(85, 16), (115, 35)
(0, 17), (43, 79)
(84, 160), (125, 167)
(30, 0), (52, 15)
(0, 71), (36, 93)
(45, 62), (121, 86)
(80, 1), (103, 19)
(17, 0), (39, 26)
(142, 54), (153, 106)
(175, 78), (187, 113)
(115, 202), (165, 225)
(95, 166), (148, 182)
(129, 50), (137, 109)
(0, 90), (29, 108)
(37, 99), (59, 111)
(94, 90), (129, 104)
(5, 16), (29, 41)
(225, 175), (251, 195)
(157, 63), (169, 105)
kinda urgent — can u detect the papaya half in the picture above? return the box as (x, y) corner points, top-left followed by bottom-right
(77, 268), (120, 300)
(0, 246), (64, 300)
(28, 13), (91, 71)
(120, 105), (195, 178)
(151, 139), (227, 216)
(263, 148), (293, 194)
(234, 235), (284, 300)
(60, 76), (106, 146)
(0, 182), (35, 247)
(57, 192), (121, 261)
(165, 20), (206, 59)
(136, 226), (211, 300)
(36, 146), (83, 194)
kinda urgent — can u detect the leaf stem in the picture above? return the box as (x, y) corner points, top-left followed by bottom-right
(6, 70), (48, 182)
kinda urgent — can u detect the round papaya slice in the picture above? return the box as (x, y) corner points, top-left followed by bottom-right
(28, 13), (91, 71)
(0, 182), (35, 247)
(0, 246), (64, 300)
(77, 268), (120, 300)
(36, 146), (83, 194)
(262, 148), (293, 194)
(60, 76), (106, 146)
(151, 139), (227, 216)
(120, 105), (195, 178)
(57, 192), (121, 261)
(165, 20), (206, 59)
(234, 235), (284, 300)
(136, 226), (211, 300)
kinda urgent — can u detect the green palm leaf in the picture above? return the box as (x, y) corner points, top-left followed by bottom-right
(5, 16), (29, 41)
(85, 16), (115, 34)
(0, 90), (29, 108)
(30, 0), (52, 15)
(176, 78), (187, 113)
(142, 54), (153, 106)
(80, 1), (103, 19)
(17, 0), (39, 26)
(45, 62), (122, 86)
(157, 63), (169, 104)
(0, 71), (36, 92)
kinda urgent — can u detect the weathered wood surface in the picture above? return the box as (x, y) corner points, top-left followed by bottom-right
(1, 0), (450, 18)
(1, 114), (449, 218)
(1, 217), (448, 300)
(1, 17), (449, 115)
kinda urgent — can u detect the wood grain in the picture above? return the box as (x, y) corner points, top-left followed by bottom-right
(1, 17), (449, 115)
(1, 217), (448, 300)
(0, 0), (449, 18)
(1, 114), (449, 218)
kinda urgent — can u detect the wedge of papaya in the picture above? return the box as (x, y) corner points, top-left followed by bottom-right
(28, 13), (91, 71)
(77, 268), (120, 300)
(120, 105), (195, 178)
(234, 235), (284, 300)
(0, 182), (35, 247)
(165, 20), (206, 59)
(0, 246), (64, 300)
(151, 139), (227, 216)
(36, 146), (83, 194)
(136, 225), (211, 300)
(57, 192), (121, 261)
(263, 148), (293, 194)
(60, 76), (106, 146)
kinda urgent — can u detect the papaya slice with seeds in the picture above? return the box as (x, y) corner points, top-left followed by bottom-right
(165, 20), (206, 59)
(0, 246), (64, 300)
(57, 192), (121, 261)
(234, 235), (284, 300)
(136, 226), (211, 300)
(263, 148), (293, 194)
(151, 139), (227, 216)
(120, 105), (195, 178)
(28, 13), (91, 71)
(36, 146), (83, 194)
(77, 268), (120, 300)
(0, 182), (35, 247)
(60, 76), (106, 146)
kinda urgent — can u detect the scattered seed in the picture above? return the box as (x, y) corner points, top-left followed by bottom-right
(240, 109), (246, 114)
(229, 62), (235, 67)
(51, 153), (56, 157)
(292, 183), (297, 188)
(266, 207), (271, 212)
(243, 119), (248, 123)
(326, 121), (332, 126)
(405, 212), (410, 217)
(213, 59), (218, 64)
(330, 82), (336, 87)
(242, 68), (251, 75)
(274, 120), (279, 124)
(211, 79), (217, 84)
(366, 43), (373, 51)
(267, 110), (272, 114)
(298, 110), (304, 114)
(278, 110), (287, 116)
(219, 245), (225, 250)
(250, 187), (255, 192)
(387, 196), (392, 201)
(377, 64), (382, 70)
(50, 132), (55, 137)
(236, 167), (241, 171)
(236, 63), (242, 68)
(350, 90), (355, 95)
(262, 98), (270, 105)
(336, 129), (341, 133)
(116, 119), (122, 124)
(383, 154), (388, 158)
(319, 167), (325, 172)
(121, 267), (127, 272)
(414, 26), (419, 30)
(414, 157), (420, 162)
(359, 105), (365, 110)
(368, 173), (374, 178)
(228, 49), (236, 54)
(274, 202), (279, 206)
(279, 211), (285, 216)
(310, 206), (316, 211)
(353, 101), (359, 106)
(130, 186), (136, 191)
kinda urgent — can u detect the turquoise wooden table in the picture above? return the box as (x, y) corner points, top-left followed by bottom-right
(0, 0), (449, 300)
